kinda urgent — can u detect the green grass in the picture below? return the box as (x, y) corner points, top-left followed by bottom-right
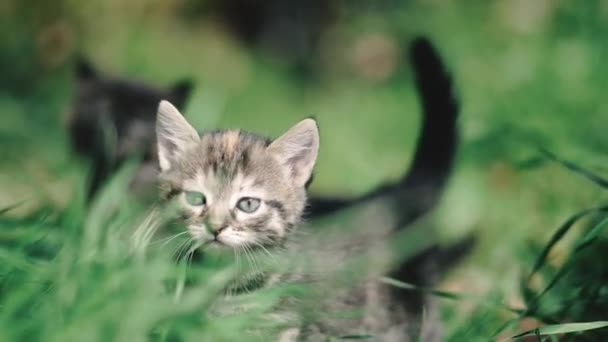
(2, 0), (608, 340)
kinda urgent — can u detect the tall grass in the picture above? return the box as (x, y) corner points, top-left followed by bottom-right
(2, 0), (608, 340)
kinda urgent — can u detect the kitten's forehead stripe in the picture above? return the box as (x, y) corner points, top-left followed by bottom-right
(185, 130), (271, 181)
(223, 130), (240, 156)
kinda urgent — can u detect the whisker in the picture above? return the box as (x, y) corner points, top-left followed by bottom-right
(227, 248), (238, 297)
(171, 238), (188, 256)
(154, 231), (189, 246)
(131, 207), (161, 251)
(242, 245), (256, 274)
(186, 241), (202, 262)
(186, 242), (198, 274)
(173, 238), (193, 261)
(234, 248), (242, 272)
(252, 240), (274, 259)
(244, 245), (262, 276)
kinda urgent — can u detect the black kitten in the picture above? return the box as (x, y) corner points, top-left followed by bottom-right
(68, 57), (193, 200)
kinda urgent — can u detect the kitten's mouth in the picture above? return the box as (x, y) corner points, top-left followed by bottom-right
(201, 237), (226, 249)
(187, 227), (226, 247)
(200, 239), (234, 256)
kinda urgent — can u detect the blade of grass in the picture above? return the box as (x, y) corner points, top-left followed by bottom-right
(528, 206), (608, 281)
(532, 216), (608, 304)
(499, 321), (608, 341)
(379, 277), (523, 315)
(539, 148), (608, 189)
(495, 216), (608, 339)
(0, 200), (28, 216)
(496, 214), (608, 339)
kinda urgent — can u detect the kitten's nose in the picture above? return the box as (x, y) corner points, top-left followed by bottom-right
(204, 208), (228, 237)
(205, 221), (227, 237)
(211, 226), (227, 237)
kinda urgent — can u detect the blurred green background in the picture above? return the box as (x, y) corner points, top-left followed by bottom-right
(1, 0), (608, 340)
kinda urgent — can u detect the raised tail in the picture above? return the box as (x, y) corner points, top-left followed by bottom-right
(390, 36), (459, 227)
(307, 36), (459, 228)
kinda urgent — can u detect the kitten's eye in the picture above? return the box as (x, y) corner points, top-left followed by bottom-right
(236, 197), (261, 213)
(185, 191), (206, 206)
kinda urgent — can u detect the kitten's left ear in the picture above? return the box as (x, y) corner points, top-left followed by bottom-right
(156, 100), (200, 171)
(168, 79), (194, 109)
(267, 118), (319, 187)
(75, 55), (98, 81)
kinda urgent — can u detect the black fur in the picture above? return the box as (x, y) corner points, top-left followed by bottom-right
(69, 57), (194, 201)
(306, 37), (458, 227)
(186, 0), (335, 76)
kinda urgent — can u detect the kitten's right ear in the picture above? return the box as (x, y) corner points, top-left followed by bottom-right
(156, 100), (200, 171)
(75, 56), (98, 81)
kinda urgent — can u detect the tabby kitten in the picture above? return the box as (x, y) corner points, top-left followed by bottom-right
(154, 100), (428, 341)
(152, 37), (462, 341)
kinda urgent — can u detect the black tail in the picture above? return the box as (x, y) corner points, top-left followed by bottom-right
(390, 36), (458, 227)
(306, 36), (459, 227)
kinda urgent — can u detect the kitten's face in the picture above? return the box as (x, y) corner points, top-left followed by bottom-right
(156, 101), (319, 250)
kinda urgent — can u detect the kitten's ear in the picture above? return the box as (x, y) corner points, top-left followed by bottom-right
(267, 118), (319, 187)
(156, 100), (200, 171)
(169, 79), (194, 109)
(75, 56), (98, 81)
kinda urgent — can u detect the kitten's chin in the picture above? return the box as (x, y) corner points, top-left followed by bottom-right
(202, 239), (250, 253)
(203, 240), (225, 249)
(199, 240), (232, 257)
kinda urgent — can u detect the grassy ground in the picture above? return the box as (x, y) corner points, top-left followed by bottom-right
(1, 1), (608, 340)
